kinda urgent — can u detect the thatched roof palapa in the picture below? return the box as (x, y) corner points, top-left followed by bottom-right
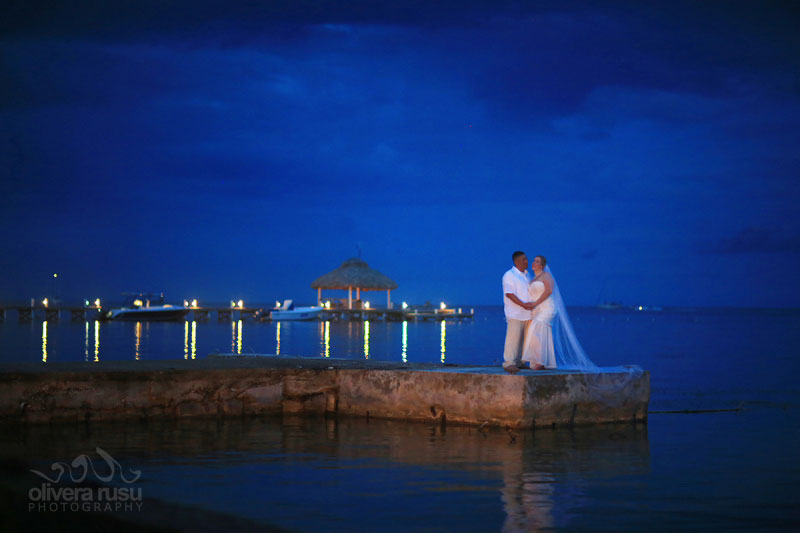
(311, 258), (398, 291)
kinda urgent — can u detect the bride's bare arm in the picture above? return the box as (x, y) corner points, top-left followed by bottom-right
(531, 273), (554, 307)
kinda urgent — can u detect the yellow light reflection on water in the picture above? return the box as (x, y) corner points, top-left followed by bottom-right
(401, 320), (408, 363)
(41, 321), (48, 362)
(440, 319), (447, 363)
(94, 320), (100, 362)
(134, 322), (141, 360)
(318, 321), (324, 356)
(276, 322), (281, 355)
(324, 321), (330, 358)
(364, 320), (370, 359)
(237, 320), (243, 354)
(231, 321), (236, 353)
(191, 321), (197, 360)
(84, 321), (89, 362)
(184, 321), (189, 359)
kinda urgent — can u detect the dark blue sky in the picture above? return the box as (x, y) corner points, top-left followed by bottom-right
(2, 1), (799, 307)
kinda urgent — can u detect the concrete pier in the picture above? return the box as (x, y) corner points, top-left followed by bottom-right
(0, 356), (648, 429)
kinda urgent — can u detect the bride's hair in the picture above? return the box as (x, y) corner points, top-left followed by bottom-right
(535, 255), (547, 268)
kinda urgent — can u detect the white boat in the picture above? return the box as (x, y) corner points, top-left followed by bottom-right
(270, 300), (323, 321)
(106, 293), (189, 321)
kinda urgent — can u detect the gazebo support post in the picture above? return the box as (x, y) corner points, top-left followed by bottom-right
(317, 288), (321, 306)
(387, 289), (391, 309)
(356, 287), (360, 302)
(348, 286), (352, 310)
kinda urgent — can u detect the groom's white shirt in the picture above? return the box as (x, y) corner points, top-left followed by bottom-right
(503, 267), (532, 321)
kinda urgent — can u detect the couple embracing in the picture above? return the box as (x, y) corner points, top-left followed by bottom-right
(502, 251), (556, 374)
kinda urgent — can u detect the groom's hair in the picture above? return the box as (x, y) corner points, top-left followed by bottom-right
(512, 251), (525, 262)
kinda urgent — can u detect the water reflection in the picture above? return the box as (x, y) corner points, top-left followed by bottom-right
(363, 320), (370, 359)
(0, 418), (649, 531)
(347, 321), (353, 354)
(317, 321), (323, 355)
(41, 321), (48, 362)
(134, 322), (142, 360)
(231, 319), (245, 354)
(323, 321), (330, 358)
(23, 314), (474, 364)
(401, 321), (408, 362)
(191, 321), (197, 359)
(94, 320), (100, 362)
(440, 319), (447, 363)
(503, 425), (651, 531)
(84, 321), (89, 362)
(83, 320), (100, 362)
(501, 468), (554, 531)
(302, 318), (451, 362)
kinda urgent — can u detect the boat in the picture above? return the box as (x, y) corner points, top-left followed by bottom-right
(597, 301), (624, 310)
(270, 299), (323, 321)
(106, 292), (189, 321)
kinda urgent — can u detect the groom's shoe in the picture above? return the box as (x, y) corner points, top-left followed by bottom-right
(503, 365), (520, 375)
(517, 362), (530, 370)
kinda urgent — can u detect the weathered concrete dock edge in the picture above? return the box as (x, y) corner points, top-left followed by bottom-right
(0, 357), (649, 429)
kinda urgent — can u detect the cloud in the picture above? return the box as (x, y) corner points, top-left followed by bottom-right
(0, 1), (542, 43)
(703, 227), (800, 254)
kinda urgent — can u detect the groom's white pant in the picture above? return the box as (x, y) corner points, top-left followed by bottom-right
(503, 318), (530, 369)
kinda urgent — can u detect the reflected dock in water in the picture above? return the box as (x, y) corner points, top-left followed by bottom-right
(0, 416), (650, 531)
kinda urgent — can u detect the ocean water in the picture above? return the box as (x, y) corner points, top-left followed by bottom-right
(1, 307), (799, 530)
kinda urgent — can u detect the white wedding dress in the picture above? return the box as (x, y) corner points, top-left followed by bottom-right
(522, 280), (557, 368)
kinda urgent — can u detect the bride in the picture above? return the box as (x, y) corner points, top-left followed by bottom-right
(521, 255), (556, 370)
(519, 257), (643, 395)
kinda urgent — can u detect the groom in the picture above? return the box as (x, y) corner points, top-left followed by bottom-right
(502, 251), (535, 374)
